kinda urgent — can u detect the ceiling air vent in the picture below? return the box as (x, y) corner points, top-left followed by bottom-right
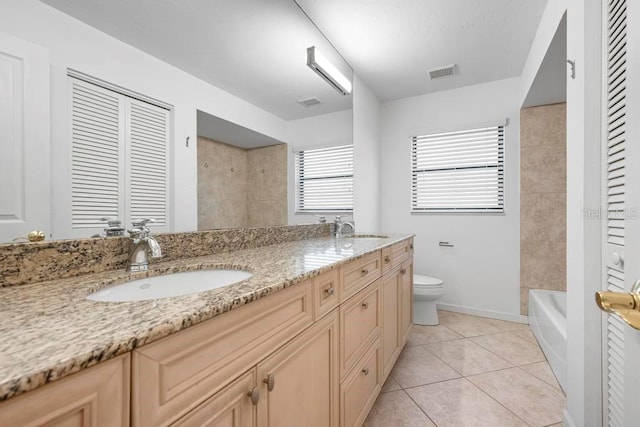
(428, 64), (456, 79)
(298, 96), (323, 107)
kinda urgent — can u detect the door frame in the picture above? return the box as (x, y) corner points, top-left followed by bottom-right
(565, 0), (604, 426)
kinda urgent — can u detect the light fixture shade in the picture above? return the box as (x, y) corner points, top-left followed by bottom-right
(306, 46), (352, 95)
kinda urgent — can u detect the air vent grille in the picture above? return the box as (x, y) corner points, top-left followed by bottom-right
(298, 97), (323, 107)
(428, 64), (456, 79)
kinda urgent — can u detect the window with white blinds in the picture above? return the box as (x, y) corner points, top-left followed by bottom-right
(411, 124), (505, 213)
(295, 145), (353, 212)
(70, 77), (170, 234)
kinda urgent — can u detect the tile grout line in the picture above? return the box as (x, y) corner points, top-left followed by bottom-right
(397, 388), (439, 427)
(402, 377), (533, 427)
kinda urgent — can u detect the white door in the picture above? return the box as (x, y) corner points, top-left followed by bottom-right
(0, 34), (50, 242)
(600, 0), (640, 425)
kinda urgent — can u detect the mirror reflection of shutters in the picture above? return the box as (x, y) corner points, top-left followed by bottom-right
(126, 98), (168, 227)
(70, 77), (169, 232)
(70, 79), (124, 229)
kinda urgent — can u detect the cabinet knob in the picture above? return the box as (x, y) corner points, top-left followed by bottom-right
(247, 387), (260, 405)
(362, 301), (369, 310)
(410, 243), (414, 250)
(400, 268), (407, 275)
(384, 255), (390, 264)
(324, 287), (335, 297)
(361, 368), (369, 375)
(361, 268), (369, 275)
(263, 373), (276, 392)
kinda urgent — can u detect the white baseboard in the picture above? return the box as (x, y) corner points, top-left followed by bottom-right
(436, 302), (529, 324)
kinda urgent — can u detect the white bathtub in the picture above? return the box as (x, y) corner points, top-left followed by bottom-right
(528, 289), (566, 392)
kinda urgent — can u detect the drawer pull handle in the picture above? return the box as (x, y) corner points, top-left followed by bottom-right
(400, 268), (407, 275)
(324, 287), (335, 297)
(361, 269), (369, 275)
(263, 374), (275, 391)
(248, 387), (260, 405)
(362, 368), (369, 375)
(362, 301), (369, 310)
(384, 255), (390, 264)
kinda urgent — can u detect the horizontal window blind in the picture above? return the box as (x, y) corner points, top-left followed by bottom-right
(295, 145), (353, 212)
(411, 125), (504, 213)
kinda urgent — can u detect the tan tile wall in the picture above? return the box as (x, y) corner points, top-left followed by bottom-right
(520, 103), (566, 315)
(197, 137), (287, 229)
(247, 144), (288, 227)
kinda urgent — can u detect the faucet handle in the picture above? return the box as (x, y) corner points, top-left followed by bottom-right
(334, 215), (346, 223)
(131, 218), (155, 228)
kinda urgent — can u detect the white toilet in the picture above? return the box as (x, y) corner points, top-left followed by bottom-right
(413, 274), (444, 325)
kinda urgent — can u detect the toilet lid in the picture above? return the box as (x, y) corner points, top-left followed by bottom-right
(413, 274), (443, 287)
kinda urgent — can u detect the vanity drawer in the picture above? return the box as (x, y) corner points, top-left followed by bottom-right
(132, 280), (313, 427)
(339, 251), (381, 302)
(340, 339), (382, 427)
(340, 279), (381, 380)
(381, 247), (392, 274)
(390, 239), (412, 270)
(313, 268), (340, 321)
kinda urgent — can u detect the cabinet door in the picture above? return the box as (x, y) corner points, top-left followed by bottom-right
(0, 354), (130, 427)
(174, 370), (257, 427)
(257, 311), (339, 427)
(381, 269), (400, 379)
(399, 259), (413, 345)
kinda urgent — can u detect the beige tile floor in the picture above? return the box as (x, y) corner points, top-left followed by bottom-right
(364, 311), (565, 427)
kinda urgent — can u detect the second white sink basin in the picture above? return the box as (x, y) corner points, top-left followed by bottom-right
(87, 269), (253, 302)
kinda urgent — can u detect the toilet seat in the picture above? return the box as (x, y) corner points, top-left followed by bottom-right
(414, 274), (443, 287)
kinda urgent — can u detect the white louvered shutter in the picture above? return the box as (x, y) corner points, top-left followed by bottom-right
(69, 77), (170, 236)
(295, 145), (353, 212)
(604, 0), (627, 425)
(70, 78), (125, 231)
(411, 124), (504, 213)
(126, 98), (170, 231)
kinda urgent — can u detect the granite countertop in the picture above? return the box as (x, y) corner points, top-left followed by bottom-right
(0, 233), (412, 401)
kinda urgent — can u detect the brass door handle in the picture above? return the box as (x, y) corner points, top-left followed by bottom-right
(596, 280), (640, 330)
(324, 287), (335, 297)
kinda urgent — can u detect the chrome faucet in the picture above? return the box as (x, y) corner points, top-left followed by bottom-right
(127, 219), (162, 272)
(334, 215), (355, 238)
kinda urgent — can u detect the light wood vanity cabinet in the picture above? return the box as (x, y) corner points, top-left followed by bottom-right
(381, 257), (414, 379)
(0, 238), (413, 427)
(132, 280), (314, 426)
(0, 354), (130, 427)
(257, 311), (339, 427)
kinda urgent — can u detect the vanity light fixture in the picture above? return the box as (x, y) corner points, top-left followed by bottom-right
(306, 46), (352, 95)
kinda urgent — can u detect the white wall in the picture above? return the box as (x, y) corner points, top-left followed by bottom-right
(519, 0), (568, 105)
(0, 0), (287, 237)
(352, 75), (382, 233)
(285, 109), (353, 225)
(380, 77), (524, 320)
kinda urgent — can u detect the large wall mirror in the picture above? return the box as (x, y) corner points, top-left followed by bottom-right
(0, 0), (353, 243)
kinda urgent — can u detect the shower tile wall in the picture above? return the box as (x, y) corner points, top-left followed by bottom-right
(197, 137), (287, 229)
(520, 103), (567, 315)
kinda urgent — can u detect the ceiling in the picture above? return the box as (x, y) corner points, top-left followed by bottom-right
(296, 0), (549, 101)
(42, 0), (551, 118)
(41, 0), (353, 121)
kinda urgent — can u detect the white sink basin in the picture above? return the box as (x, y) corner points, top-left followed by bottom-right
(87, 269), (253, 302)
